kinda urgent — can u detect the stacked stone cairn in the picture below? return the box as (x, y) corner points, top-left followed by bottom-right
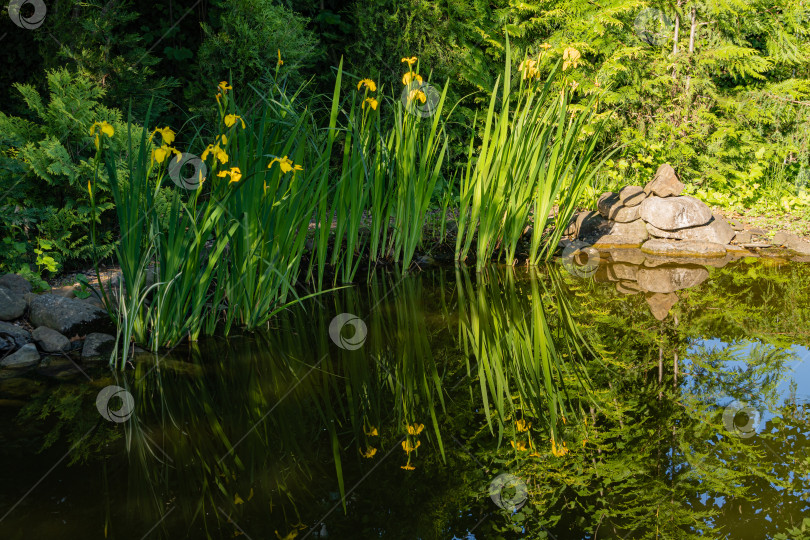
(566, 163), (810, 259)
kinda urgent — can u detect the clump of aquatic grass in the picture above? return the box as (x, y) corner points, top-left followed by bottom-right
(455, 39), (609, 271)
(388, 61), (449, 269)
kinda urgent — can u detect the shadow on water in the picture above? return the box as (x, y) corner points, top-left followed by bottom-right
(1, 258), (809, 539)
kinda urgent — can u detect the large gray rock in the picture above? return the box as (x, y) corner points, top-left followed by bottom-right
(608, 219), (649, 240)
(29, 294), (113, 336)
(645, 292), (679, 321)
(0, 343), (40, 368)
(618, 185), (647, 207)
(592, 235), (645, 249)
(645, 217), (735, 245)
(607, 203), (643, 223)
(0, 288), (26, 321)
(81, 332), (116, 360)
(644, 164), (684, 197)
(0, 273), (32, 295)
(641, 239), (727, 258)
(771, 231), (810, 255)
(637, 265), (710, 293)
(640, 196), (713, 231)
(0, 321), (32, 351)
(597, 192), (620, 218)
(32, 326), (71, 353)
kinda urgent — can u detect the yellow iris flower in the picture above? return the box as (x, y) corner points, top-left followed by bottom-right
(364, 425), (379, 437)
(277, 49), (283, 66)
(400, 464), (416, 471)
(218, 81), (232, 93)
(516, 419), (531, 432)
(150, 126), (175, 146)
(363, 97), (378, 111)
(357, 78), (377, 92)
(360, 446), (378, 458)
(201, 135), (228, 163)
(89, 121), (115, 150)
(224, 115), (246, 129)
(562, 47), (581, 71)
(152, 145), (182, 165)
(407, 89), (427, 104)
(217, 167), (242, 184)
(402, 72), (423, 86)
(401, 56), (417, 67)
(406, 423), (424, 435)
(268, 156), (303, 175)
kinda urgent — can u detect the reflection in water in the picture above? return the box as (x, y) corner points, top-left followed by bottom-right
(1, 259), (809, 539)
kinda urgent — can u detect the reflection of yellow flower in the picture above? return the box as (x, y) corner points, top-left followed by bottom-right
(363, 97), (378, 111)
(402, 440), (421, 453)
(268, 156), (303, 175)
(357, 78), (377, 92)
(217, 167), (242, 184)
(401, 56), (417, 67)
(402, 72), (423, 86)
(511, 440), (527, 451)
(551, 438), (569, 457)
(218, 81), (232, 93)
(360, 446), (378, 458)
(401, 464), (416, 471)
(516, 419), (531, 432)
(406, 423), (424, 435)
(224, 114), (246, 129)
(364, 425), (379, 437)
(562, 47), (581, 71)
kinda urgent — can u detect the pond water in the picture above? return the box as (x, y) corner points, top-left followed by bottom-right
(1, 255), (809, 539)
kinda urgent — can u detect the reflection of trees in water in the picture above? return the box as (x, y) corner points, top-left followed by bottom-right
(14, 261), (810, 538)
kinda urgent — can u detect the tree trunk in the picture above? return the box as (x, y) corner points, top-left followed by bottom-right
(686, 6), (697, 91)
(672, 2), (682, 80)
